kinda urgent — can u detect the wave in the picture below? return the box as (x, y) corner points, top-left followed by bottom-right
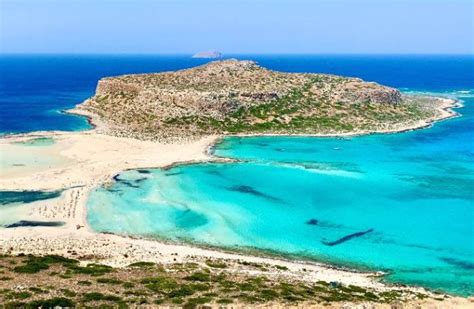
(401, 89), (474, 99)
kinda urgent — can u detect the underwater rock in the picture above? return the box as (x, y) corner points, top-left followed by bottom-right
(165, 171), (183, 176)
(322, 229), (374, 246)
(0, 190), (62, 205)
(229, 185), (283, 203)
(440, 257), (474, 270)
(137, 169), (151, 174)
(5, 220), (65, 228)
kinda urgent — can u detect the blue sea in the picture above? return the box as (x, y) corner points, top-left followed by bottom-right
(1, 55), (473, 295)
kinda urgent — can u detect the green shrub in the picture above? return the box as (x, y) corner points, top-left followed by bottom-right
(168, 285), (195, 298)
(13, 255), (78, 274)
(128, 261), (155, 268)
(97, 277), (122, 285)
(82, 292), (121, 302)
(77, 280), (92, 286)
(27, 297), (75, 308)
(7, 291), (32, 300)
(141, 277), (178, 293)
(184, 272), (210, 282)
(183, 296), (213, 309)
(260, 289), (279, 301)
(217, 298), (233, 304)
(82, 292), (105, 302)
(28, 287), (45, 294)
(70, 263), (112, 276)
(122, 282), (134, 288)
(60, 289), (77, 297)
(13, 262), (49, 274)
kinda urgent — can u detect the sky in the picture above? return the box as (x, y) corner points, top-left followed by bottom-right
(0, 0), (473, 54)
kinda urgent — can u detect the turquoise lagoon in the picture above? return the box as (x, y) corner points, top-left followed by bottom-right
(87, 92), (474, 296)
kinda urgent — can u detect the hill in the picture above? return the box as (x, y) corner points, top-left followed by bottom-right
(76, 59), (449, 140)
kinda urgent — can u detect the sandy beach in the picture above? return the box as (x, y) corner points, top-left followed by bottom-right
(1, 96), (471, 307)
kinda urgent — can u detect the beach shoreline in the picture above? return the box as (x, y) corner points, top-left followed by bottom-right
(0, 95), (469, 303)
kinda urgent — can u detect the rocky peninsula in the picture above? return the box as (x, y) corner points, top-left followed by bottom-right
(75, 59), (453, 141)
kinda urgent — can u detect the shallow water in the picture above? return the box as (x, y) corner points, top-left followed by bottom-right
(0, 190), (63, 226)
(87, 92), (474, 296)
(0, 137), (72, 178)
(13, 137), (56, 146)
(0, 190), (62, 206)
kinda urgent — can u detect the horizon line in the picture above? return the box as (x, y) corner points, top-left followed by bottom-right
(1, 52), (473, 57)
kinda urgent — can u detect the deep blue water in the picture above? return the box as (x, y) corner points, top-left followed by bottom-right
(2, 55), (473, 295)
(1, 54), (473, 133)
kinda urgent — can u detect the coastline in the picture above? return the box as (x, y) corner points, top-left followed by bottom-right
(0, 95), (470, 304)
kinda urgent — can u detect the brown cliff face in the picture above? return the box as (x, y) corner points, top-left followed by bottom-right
(78, 60), (434, 140)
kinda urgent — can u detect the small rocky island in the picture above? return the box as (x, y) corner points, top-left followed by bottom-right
(192, 51), (222, 58)
(76, 60), (450, 140)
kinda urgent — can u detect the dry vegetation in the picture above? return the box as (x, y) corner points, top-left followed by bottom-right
(0, 254), (445, 308)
